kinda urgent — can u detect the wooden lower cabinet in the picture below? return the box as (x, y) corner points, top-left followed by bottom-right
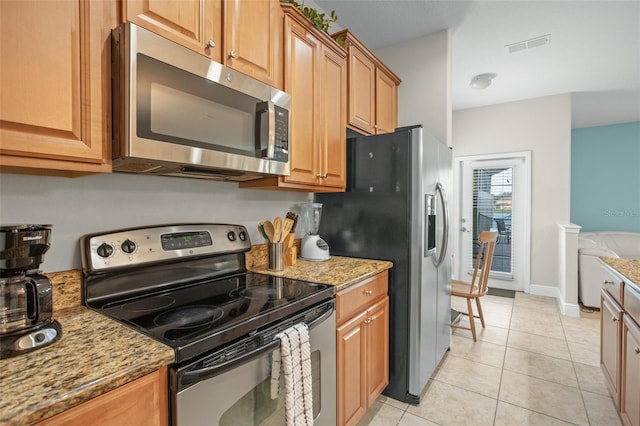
(336, 272), (389, 426)
(37, 367), (168, 426)
(621, 311), (640, 426)
(601, 290), (623, 408)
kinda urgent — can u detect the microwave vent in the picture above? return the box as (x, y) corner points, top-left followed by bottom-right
(113, 162), (163, 173)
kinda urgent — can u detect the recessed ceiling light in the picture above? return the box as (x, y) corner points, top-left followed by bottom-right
(470, 73), (497, 90)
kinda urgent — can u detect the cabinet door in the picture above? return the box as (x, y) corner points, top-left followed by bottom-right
(318, 45), (347, 189)
(621, 315), (640, 426)
(282, 16), (320, 186)
(601, 291), (622, 408)
(0, 0), (113, 174)
(375, 69), (398, 134)
(124, 0), (222, 61)
(347, 46), (375, 135)
(337, 311), (367, 426)
(224, 0), (282, 89)
(366, 297), (389, 407)
(37, 368), (168, 426)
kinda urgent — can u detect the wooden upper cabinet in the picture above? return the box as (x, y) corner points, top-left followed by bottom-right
(224, 0), (283, 89)
(124, 0), (222, 62)
(239, 4), (346, 192)
(375, 69), (399, 134)
(0, 0), (116, 176)
(348, 47), (375, 134)
(319, 46), (347, 189)
(282, 15), (320, 186)
(333, 29), (401, 136)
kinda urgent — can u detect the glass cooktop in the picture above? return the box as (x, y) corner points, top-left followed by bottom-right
(95, 272), (334, 362)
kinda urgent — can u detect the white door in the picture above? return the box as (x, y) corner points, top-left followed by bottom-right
(455, 152), (531, 292)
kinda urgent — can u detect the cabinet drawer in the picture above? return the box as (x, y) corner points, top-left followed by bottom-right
(625, 284), (640, 326)
(602, 269), (624, 306)
(336, 271), (388, 325)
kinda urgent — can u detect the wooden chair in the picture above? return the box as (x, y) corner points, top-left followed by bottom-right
(451, 230), (498, 342)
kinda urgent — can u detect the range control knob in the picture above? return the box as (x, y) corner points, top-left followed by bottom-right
(97, 243), (114, 258)
(227, 231), (236, 241)
(238, 230), (247, 241)
(121, 239), (136, 254)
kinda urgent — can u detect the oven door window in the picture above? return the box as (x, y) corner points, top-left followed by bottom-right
(136, 54), (260, 157)
(219, 351), (321, 425)
(177, 350), (325, 425)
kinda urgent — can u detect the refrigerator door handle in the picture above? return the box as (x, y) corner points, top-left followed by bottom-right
(434, 182), (450, 267)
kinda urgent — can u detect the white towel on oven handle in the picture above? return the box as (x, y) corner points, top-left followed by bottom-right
(270, 323), (314, 426)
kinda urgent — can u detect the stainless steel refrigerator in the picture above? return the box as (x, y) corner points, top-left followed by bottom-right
(317, 125), (452, 403)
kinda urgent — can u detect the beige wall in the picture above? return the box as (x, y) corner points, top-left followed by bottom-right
(452, 94), (572, 290)
(375, 30), (452, 146)
(0, 173), (309, 272)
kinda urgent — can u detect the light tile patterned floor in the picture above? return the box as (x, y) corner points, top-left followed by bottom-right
(357, 292), (622, 426)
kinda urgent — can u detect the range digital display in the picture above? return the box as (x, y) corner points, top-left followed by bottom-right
(161, 231), (212, 251)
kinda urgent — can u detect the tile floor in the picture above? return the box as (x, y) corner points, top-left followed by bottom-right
(358, 292), (622, 425)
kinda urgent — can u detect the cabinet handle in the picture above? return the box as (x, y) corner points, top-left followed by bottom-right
(315, 173), (327, 179)
(611, 316), (618, 322)
(603, 280), (615, 285)
(369, 315), (377, 322)
(364, 290), (373, 296)
(207, 40), (216, 48)
(229, 50), (237, 59)
(635, 347), (640, 355)
(364, 319), (371, 324)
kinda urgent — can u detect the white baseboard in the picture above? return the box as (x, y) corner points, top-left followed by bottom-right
(528, 284), (580, 318)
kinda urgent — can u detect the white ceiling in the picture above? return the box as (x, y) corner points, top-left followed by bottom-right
(313, 0), (640, 128)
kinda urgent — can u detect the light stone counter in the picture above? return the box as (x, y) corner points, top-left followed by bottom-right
(0, 272), (174, 426)
(600, 257), (640, 293)
(249, 255), (393, 292)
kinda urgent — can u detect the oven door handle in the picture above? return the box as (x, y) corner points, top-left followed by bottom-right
(180, 339), (281, 386)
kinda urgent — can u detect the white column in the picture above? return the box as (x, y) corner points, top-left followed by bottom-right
(558, 223), (582, 317)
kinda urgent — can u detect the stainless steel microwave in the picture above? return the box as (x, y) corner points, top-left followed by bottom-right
(111, 23), (290, 181)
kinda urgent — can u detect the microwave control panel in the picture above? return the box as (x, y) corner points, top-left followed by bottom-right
(274, 105), (289, 162)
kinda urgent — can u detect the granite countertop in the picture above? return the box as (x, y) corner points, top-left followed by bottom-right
(1, 253), (390, 425)
(0, 305), (174, 425)
(600, 257), (640, 292)
(249, 255), (393, 292)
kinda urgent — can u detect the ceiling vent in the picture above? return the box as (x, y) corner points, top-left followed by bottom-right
(505, 34), (551, 54)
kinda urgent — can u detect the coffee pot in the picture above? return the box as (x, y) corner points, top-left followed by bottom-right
(0, 225), (62, 358)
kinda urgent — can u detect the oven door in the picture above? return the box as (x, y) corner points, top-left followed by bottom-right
(174, 308), (336, 425)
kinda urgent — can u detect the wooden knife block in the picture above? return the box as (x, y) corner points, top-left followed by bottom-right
(284, 233), (297, 266)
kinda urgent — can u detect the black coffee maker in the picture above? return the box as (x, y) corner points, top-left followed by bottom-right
(0, 225), (62, 358)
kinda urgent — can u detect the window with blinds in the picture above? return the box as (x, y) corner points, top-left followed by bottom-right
(471, 167), (513, 276)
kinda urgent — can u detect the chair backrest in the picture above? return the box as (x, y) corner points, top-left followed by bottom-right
(469, 231), (498, 295)
(495, 219), (506, 232)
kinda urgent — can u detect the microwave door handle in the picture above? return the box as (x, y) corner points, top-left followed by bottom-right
(256, 101), (275, 159)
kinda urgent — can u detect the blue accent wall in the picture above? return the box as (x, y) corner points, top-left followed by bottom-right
(571, 121), (640, 232)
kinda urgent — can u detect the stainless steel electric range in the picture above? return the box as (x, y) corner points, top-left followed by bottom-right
(81, 224), (337, 425)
